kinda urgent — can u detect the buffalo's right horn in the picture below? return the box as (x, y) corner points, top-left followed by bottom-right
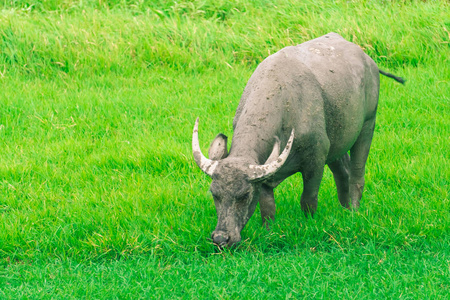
(192, 118), (218, 177)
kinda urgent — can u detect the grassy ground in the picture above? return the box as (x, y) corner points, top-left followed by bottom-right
(1, 0), (449, 298)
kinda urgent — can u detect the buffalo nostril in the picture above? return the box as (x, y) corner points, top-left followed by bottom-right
(212, 232), (229, 246)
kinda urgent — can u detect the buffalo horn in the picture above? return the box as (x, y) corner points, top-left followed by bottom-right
(248, 128), (295, 181)
(192, 118), (219, 177)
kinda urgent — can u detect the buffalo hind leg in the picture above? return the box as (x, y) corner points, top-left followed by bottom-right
(328, 153), (351, 209)
(349, 117), (376, 209)
(259, 184), (275, 229)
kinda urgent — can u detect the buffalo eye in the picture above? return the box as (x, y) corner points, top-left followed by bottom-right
(209, 190), (221, 203)
(237, 192), (250, 202)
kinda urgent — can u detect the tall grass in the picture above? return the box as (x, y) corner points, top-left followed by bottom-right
(0, 0), (447, 78)
(0, 0), (449, 297)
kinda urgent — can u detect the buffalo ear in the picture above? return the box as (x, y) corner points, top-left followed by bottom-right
(208, 133), (228, 160)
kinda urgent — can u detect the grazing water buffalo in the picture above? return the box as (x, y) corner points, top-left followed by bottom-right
(192, 32), (404, 247)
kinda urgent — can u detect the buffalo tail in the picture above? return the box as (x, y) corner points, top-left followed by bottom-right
(379, 69), (406, 85)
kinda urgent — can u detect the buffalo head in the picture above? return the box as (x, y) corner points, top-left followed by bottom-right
(192, 118), (294, 247)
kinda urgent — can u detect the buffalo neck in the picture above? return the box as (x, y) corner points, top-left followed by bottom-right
(228, 106), (282, 165)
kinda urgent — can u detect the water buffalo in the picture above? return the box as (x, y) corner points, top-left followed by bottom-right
(192, 32), (404, 247)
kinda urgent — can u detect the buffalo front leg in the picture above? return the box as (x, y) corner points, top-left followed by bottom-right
(328, 153), (351, 209)
(349, 117), (376, 209)
(300, 164), (326, 217)
(259, 184), (275, 229)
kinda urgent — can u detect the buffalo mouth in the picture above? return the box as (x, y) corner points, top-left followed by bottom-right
(211, 230), (241, 248)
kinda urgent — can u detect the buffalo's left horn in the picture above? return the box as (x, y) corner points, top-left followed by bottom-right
(248, 128), (295, 181)
(192, 117), (219, 177)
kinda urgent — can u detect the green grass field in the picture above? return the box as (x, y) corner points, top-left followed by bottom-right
(1, 0), (449, 298)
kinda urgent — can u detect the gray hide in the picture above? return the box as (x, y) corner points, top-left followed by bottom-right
(193, 32), (403, 248)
